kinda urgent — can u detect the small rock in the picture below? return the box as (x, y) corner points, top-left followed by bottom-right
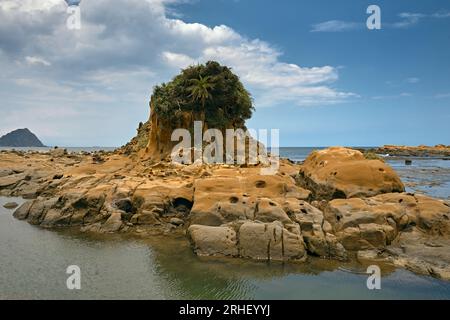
(3, 202), (19, 209)
(170, 217), (184, 226)
(50, 147), (67, 157)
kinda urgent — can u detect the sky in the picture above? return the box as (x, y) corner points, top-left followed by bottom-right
(0, 0), (449, 147)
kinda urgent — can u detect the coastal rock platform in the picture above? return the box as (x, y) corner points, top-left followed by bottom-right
(1, 146), (450, 280)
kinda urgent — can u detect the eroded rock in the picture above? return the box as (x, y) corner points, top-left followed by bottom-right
(188, 225), (238, 257)
(297, 147), (405, 200)
(3, 202), (18, 209)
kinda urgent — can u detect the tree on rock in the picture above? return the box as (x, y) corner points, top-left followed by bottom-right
(153, 61), (254, 130)
(187, 75), (214, 122)
(120, 61), (255, 158)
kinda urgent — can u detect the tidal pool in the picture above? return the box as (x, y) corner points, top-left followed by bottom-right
(1, 197), (450, 300)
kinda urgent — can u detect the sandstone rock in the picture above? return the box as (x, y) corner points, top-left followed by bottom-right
(255, 198), (292, 224)
(297, 147), (404, 200)
(190, 177), (247, 226)
(286, 200), (347, 260)
(325, 193), (450, 237)
(188, 225), (238, 257)
(0, 169), (14, 178)
(13, 200), (34, 220)
(3, 139), (450, 279)
(130, 210), (160, 225)
(100, 211), (123, 232)
(190, 174), (308, 226)
(238, 221), (306, 261)
(114, 198), (135, 214)
(69, 192), (106, 225)
(27, 197), (59, 225)
(50, 148), (67, 157)
(170, 217), (184, 226)
(334, 223), (396, 251)
(378, 229), (450, 280)
(414, 194), (450, 236)
(41, 208), (72, 227)
(0, 172), (27, 189)
(3, 202), (18, 209)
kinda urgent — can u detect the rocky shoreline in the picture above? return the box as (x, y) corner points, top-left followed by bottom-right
(363, 145), (450, 158)
(1, 146), (450, 280)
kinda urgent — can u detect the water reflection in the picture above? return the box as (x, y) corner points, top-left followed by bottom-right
(1, 197), (450, 300)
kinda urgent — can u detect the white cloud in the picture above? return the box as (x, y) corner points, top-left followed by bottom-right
(0, 0), (354, 145)
(405, 77), (420, 84)
(432, 11), (450, 18)
(435, 93), (450, 99)
(311, 20), (362, 32)
(25, 56), (51, 66)
(372, 92), (413, 100)
(312, 10), (450, 32)
(162, 51), (196, 68)
(391, 12), (427, 28)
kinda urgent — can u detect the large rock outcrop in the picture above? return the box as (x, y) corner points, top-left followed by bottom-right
(297, 147), (405, 200)
(3, 144), (450, 279)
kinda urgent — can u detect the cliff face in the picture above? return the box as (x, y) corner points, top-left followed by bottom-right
(120, 98), (197, 160)
(0, 128), (45, 147)
(143, 99), (192, 160)
(122, 97), (253, 162)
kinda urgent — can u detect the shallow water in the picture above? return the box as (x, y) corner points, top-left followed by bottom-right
(386, 158), (450, 200)
(1, 197), (450, 300)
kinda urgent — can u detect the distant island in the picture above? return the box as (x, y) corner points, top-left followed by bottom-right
(0, 128), (45, 147)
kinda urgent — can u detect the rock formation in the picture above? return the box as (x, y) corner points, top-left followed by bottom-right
(297, 147), (405, 200)
(364, 145), (450, 157)
(1, 62), (450, 280)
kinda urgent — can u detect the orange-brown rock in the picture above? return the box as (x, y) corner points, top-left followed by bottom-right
(297, 147), (405, 200)
(2, 147), (450, 279)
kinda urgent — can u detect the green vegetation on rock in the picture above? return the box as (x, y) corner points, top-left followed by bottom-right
(152, 61), (254, 129)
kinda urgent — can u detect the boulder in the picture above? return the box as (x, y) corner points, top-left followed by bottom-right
(170, 217), (184, 226)
(325, 193), (450, 237)
(189, 174), (309, 226)
(0, 172), (28, 189)
(27, 197), (59, 225)
(3, 202), (19, 209)
(40, 208), (72, 227)
(255, 198), (292, 224)
(325, 192), (450, 254)
(100, 211), (123, 233)
(188, 225), (238, 257)
(238, 221), (306, 261)
(130, 210), (160, 225)
(13, 200), (35, 220)
(290, 200), (347, 260)
(297, 147), (404, 200)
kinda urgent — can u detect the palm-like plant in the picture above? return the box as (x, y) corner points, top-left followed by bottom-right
(187, 75), (214, 120)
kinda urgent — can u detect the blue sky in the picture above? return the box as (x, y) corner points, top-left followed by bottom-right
(0, 0), (449, 147)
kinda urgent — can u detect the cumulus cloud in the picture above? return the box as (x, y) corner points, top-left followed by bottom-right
(0, 0), (353, 145)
